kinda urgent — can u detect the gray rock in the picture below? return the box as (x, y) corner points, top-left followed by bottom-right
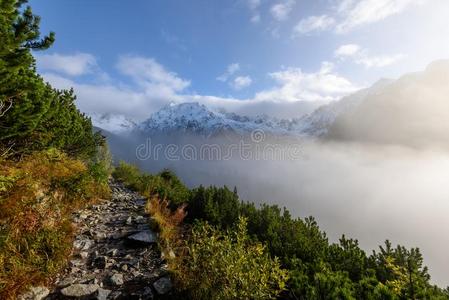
(126, 230), (157, 245)
(135, 215), (146, 224)
(19, 286), (49, 300)
(109, 273), (124, 286)
(95, 288), (111, 300)
(126, 216), (133, 225)
(79, 274), (97, 284)
(108, 291), (121, 299)
(95, 232), (106, 240)
(56, 277), (76, 288)
(135, 199), (146, 206)
(74, 239), (94, 251)
(60, 284), (99, 297)
(70, 259), (83, 267)
(153, 277), (172, 295)
(141, 287), (154, 299)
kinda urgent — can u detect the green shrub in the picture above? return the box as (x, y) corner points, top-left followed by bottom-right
(112, 161), (142, 189)
(113, 162), (190, 205)
(187, 185), (239, 226)
(177, 217), (289, 300)
(88, 143), (113, 187)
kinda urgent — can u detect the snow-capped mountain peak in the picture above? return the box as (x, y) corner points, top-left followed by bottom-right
(138, 102), (228, 135)
(97, 78), (393, 138)
(90, 113), (137, 134)
(137, 102), (301, 137)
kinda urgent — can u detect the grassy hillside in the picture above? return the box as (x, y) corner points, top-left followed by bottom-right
(0, 149), (110, 299)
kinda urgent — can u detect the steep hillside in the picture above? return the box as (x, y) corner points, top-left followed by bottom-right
(328, 60), (449, 148)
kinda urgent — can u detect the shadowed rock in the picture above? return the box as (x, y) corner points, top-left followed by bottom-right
(126, 230), (157, 246)
(153, 277), (173, 295)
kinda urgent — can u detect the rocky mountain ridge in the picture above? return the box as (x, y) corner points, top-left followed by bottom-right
(92, 79), (393, 139)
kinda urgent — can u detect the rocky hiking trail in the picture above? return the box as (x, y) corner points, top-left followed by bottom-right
(23, 180), (173, 300)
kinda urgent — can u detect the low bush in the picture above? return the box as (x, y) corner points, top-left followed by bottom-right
(113, 161), (190, 206)
(176, 217), (289, 300)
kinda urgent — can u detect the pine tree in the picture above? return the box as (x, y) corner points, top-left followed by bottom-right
(0, 0), (102, 157)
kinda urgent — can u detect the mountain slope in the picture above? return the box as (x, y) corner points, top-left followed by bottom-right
(298, 78), (393, 136)
(328, 60), (449, 148)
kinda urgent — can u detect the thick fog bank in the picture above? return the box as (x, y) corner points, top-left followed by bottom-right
(107, 135), (449, 286)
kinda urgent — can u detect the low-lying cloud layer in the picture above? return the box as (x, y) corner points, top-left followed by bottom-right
(107, 134), (449, 287)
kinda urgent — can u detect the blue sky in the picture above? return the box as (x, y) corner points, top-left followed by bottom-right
(30, 0), (449, 120)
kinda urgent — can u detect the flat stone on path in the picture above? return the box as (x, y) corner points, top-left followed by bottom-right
(126, 230), (157, 245)
(109, 273), (124, 286)
(95, 288), (111, 300)
(60, 284), (99, 297)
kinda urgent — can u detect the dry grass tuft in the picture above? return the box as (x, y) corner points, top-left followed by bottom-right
(0, 149), (110, 299)
(146, 196), (186, 248)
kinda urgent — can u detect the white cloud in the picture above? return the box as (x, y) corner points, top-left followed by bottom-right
(293, 15), (335, 35)
(336, 0), (426, 33)
(246, 0), (262, 23)
(216, 63), (240, 82)
(251, 13), (261, 23)
(41, 72), (165, 121)
(217, 64), (252, 90)
(290, 0), (426, 35)
(40, 54), (358, 121)
(116, 55), (190, 91)
(270, 0), (295, 21)
(40, 55), (192, 120)
(356, 54), (405, 68)
(254, 62), (359, 102)
(335, 44), (404, 68)
(36, 53), (97, 76)
(334, 44), (361, 57)
(232, 76), (253, 90)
